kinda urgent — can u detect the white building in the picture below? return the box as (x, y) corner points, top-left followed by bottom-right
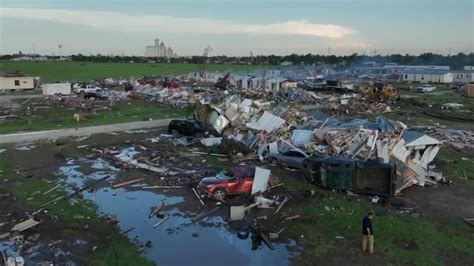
(0, 72), (36, 91)
(145, 46), (157, 57)
(402, 70), (453, 84)
(452, 70), (474, 83)
(144, 38), (177, 58)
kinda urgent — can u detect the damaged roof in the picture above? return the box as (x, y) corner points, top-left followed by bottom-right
(403, 130), (441, 147)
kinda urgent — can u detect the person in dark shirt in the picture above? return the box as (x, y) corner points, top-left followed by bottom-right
(362, 212), (374, 254)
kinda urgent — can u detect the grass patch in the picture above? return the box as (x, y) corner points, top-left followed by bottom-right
(0, 154), (11, 174)
(436, 148), (474, 181)
(271, 167), (311, 191)
(0, 101), (190, 134)
(0, 62), (264, 83)
(283, 192), (474, 265)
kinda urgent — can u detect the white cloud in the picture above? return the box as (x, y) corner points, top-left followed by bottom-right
(1, 7), (357, 38)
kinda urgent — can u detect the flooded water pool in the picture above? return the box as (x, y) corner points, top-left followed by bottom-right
(57, 151), (298, 265)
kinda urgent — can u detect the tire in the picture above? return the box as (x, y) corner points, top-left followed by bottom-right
(213, 188), (227, 201)
(237, 227), (250, 239)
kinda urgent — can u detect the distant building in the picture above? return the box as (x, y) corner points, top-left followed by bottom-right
(464, 66), (474, 71)
(451, 70), (474, 83)
(144, 38), (177, 58)
(402, 69), (453, 83)
(0, 71), (36, 91)
(384, 65), (450, 71)
(145, 46), (157, 57)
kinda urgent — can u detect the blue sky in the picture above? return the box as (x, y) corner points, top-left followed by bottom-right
(1, 0), (473, 56)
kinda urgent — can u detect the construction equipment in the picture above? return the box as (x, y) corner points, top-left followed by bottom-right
(359, 82), (397, 102)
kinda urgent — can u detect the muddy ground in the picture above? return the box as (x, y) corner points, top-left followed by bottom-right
(1, 128), (473, 265)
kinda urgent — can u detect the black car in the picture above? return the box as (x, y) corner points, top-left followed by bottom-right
(84, 90), (109, 100)
(168, 119), (219, 137)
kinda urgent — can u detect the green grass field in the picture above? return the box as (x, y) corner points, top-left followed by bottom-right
(0, 61), (262, 82)
(282, 193), (474, 265)
(0, 101), (191, 134)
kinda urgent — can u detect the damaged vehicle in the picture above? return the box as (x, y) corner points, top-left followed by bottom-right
(168, 119), (219, 137)
(198, 165), (277, 200)
(270, 150), (310, 169)
(302, 156), (395, 196)
(84, 89), (109, 100)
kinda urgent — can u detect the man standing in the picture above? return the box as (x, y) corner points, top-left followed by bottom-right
(362, 212), (374, 254)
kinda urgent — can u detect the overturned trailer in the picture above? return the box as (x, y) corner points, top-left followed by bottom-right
(302, 156), (395, 196)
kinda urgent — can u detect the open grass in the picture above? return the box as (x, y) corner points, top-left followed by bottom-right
(436, 148), (474, 181)
(0, 101), (191, 134)
(0, 61), (263, 83)
(282, 191), (474, 265)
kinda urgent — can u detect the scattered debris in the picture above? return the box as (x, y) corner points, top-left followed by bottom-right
(153, 216), (169, 228)
(191, 207), (220, 223)
(112, 178), (145, 189)
(11, 219), (40, 232)
(285, 215), (300, 221)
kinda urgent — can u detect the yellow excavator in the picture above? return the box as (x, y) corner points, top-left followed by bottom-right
(359, 81), (397, 102)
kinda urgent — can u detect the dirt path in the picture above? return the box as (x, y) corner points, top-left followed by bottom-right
(0, 119), (174, 144)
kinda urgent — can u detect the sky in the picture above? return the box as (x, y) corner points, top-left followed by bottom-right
(0, 0), (473, 56)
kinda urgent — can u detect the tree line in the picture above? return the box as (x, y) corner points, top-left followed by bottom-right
(2, 52), (473, 70)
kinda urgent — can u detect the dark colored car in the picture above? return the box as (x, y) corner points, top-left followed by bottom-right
(168, 119), (219, 137)
(302, 156), (395, 196)
(198, 165), (277, 200)
(84, 90), (109, 100)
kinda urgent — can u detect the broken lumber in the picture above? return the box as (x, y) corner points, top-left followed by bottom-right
(192, 207), (220, 223)
(192, 151), (227, 157)
(274, 197), (289, 215)
(11, 218), (40, 232)
(285, 215), (300, 221)
(112, 178), (144, 189)
(33, 176), (111, 215)
(142, 185), (182, 189)
(192, 187), (205, 206)
(259, 232), (276, 250)
(148, 202), (165, 219)
(153, 216), (169, 228)
(120, 227), (135, 235)
(244, 202), (260, 211)
(43, 184), (61, 195)
(267, 183), (284, 190)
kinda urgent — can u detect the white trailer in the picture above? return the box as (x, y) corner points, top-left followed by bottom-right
(41, 83), (72, 95)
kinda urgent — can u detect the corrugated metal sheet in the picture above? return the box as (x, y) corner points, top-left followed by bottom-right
(249, 111), (285, 133)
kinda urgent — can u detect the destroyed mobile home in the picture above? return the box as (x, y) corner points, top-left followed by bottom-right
(36, 70), (446, 196)
(186, 91), (444, 195)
